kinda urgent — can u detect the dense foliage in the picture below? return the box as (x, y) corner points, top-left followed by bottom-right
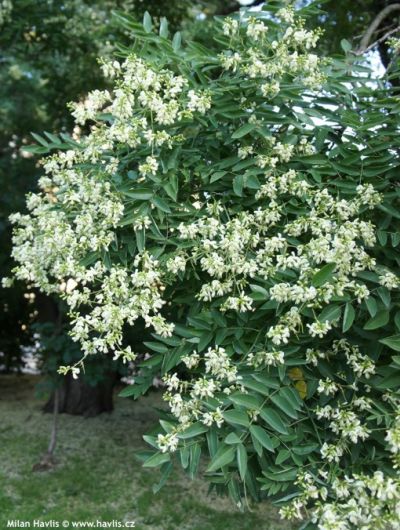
(8, 2), (400, 528)
(0, 0), (191, 371)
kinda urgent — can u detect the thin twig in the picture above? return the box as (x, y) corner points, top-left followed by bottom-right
(357, 4), (400, 53)
(47, 386), (59, 456)
(354, 25), (400, 56)
(32, 385), (59, 471)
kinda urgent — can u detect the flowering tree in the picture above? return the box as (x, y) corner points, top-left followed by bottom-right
(0, 0), (192, 376)
(8, 2), (400, 528)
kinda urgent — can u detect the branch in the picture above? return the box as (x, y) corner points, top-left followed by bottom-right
(354, 25), (400, 55)
(358, 4), (400, 53)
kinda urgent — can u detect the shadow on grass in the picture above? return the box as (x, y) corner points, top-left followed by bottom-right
(0, 374), (293, 530)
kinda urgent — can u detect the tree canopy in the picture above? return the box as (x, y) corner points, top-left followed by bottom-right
(7, 1), (400, 528)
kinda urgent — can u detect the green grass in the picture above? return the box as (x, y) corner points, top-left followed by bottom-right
(0, 375), (293, 529)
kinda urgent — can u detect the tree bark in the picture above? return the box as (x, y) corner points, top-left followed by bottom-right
(43, 371), (117, 417)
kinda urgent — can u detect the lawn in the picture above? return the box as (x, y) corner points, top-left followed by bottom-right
(0, 375), (293, 530)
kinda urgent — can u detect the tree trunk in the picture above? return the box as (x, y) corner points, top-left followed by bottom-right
(43, 372), (117, 417)
(36, 293), (117, 417)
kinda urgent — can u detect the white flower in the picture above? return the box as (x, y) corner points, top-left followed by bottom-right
(267, 324), (291, 345)
(222, 17), (239, 36)
(317, 378), (338, 396)
(182, 352), (200, 369)
(191, 377), (218, 399)
(157, 432), (179, 453)
(307, 320), (332, 338)
(379, 271), (400, 290)
(321, 442), (344, 463)
(138, 156), (159, 177)
(166, 255), (186, 274)
(246, 18), (268, 41)
(187, 90), (211, 114)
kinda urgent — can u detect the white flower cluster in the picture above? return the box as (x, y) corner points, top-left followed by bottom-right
(279, 338), (399, 528)
(281, 469), (400, 530)
(247, 349), (284, 368)
(220, 10), (324, 90)
(176, 169), (380, 351)
(10, 52), (214, 376)
(161, 346), (243, 435)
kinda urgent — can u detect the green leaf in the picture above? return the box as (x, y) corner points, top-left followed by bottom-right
(118, 385), (138, 398)
(252, 432), (263, 457)
(259, 407), (288, 435)
(197, 331), (213, 352)
(206, 444), (235, 472)
(392, 232), (400, 247)
(229, 392), (263, 410)
(377, 287), (391, 308)
(151, 196), (171, 213)
(206, 428), (218, 459)
(249, 284), (268, 301)
(143, 341), (168, 353)
(178, 422), (208, 440)
(163, 174), (178, 201)
(275, 449), (291, 465)
(395, 311), (400, 331)
(312, 263), (336, 287)
(31, 132), (49, 146)
(342, 303), (355, 332)
(237, 444), (248, 481)
(245, 173), (260, 189)
(380, 335), (400, 352)
(210, 171), (227, 183)
(143, 435), (159, 449)
(152, 462), (173, 493)
(189, 443), (201, 478)
(375, 373), (400, 389)
(44, 131), (61, 144)
(318, 304), (341, 323)
(279, 386), (303, 410)
(136, 228), (145, 253)
(253, 374), (280, 389)
(22, 145), (50, 154)
(159, 420), (174, 433)
(377, 230), (388, 246)
(172, 31), (182, 52)
(159, 17), (169, 38)
(123, 188), (153, 200)
(293, 443), (318, 456)
(270, 394), (298, 419)
(180, 447), (190, 469)
(222, 409), (249, 427)
(143, 452), (170, 468)
(365, 297), (378, 317)
(143, 11), (152, 33)
(233, 175), (244, 196)
(250, 426), (274, 452)
(378, 204), (400, 220)
(263, 467), (297, 482)
(340, 39), (352, 53)
(225, 432), (242, 444)
(363, 310), (389, 331)
(232, 123), (255, 139)
(241, 377), (271, 396)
